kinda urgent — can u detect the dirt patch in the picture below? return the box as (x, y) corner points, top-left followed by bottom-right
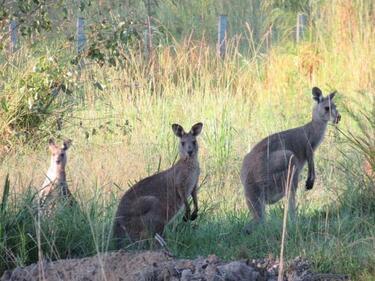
(1, 250), (349, 281)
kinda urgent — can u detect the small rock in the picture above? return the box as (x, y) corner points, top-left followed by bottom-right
(207, 255), (220, 264)
(217, 261), (260, 281)
(175, 260), (195, 272)
(181, 269), (193, 281)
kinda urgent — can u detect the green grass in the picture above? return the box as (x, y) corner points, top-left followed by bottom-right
(0, 0), (374, 280)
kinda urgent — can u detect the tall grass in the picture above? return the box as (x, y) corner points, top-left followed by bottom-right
(0, 0), (374, 280)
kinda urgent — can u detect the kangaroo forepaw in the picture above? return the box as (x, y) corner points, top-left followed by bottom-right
(183, 212), (190, 222)
(242, 219), (262, 235)
(190, 210), (198, 221)
(305, 177), (314, 190)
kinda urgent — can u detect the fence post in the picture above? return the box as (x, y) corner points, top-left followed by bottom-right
(296, 13), (307, 43)
(217, 15), (227, 59)
(143, 16), (153, 63)
(77, 17), (86, 54)
(9, 20), (17, 53)
(76, 16), (86, 76)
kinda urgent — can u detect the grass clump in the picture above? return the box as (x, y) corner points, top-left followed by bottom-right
(0, 179), (115, 274)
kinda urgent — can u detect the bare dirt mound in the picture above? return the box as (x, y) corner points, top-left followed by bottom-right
(1, 250), (349, 281)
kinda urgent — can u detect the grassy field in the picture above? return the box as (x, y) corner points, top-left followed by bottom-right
(0, 0), (374, 280)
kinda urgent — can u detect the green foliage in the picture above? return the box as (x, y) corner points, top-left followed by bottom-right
(82, 18), (143, 67)
(0, 0), (59, 37)
(0, 54), (75, 148)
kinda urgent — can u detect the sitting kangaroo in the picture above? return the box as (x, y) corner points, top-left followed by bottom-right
(39, 139), (75, 211)
(113, 122), (203, 248)
(240, 87), (341, 233)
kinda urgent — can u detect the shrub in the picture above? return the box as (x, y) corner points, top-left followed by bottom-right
(0, 54), (75, 150)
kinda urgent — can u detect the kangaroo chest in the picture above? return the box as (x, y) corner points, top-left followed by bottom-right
(40, 167), (68, 199)
(172, 162), (199, 198)
(182, 168), (199, 196)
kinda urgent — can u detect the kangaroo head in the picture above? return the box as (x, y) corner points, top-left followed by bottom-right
(48, 138), (72, 170)
(172, 123), (203, 158)
(312, 87), (341, 124)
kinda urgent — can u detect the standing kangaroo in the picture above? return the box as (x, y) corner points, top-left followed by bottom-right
(39, 139), (75, 210)
(241, 87), (340, 233)
(113, 122), (203, 248)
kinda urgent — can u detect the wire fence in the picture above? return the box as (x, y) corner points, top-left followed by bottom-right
(3, 10), (308, 59)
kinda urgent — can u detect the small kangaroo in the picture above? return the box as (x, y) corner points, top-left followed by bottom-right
(240, 87), (341, 232)
(113, 122), (203, 248)
(39, 138), (75, 210)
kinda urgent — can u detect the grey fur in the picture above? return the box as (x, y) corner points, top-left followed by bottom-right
(113, 123), (203, 248)
(240, 87), (340, 232)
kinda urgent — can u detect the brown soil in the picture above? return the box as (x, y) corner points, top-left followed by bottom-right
(1, 250), (349, 281)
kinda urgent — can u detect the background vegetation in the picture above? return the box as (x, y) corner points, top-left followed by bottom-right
(0, 0), (374, 280)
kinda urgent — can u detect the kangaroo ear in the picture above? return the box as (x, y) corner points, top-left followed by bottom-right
(190, 122), (203, 136)
(62, 139), (72, 150)
(328, 91), (337, 100)
(172, 124), (184, 138)
(312, 87), (323, 103)
(48, 138), (56, 151)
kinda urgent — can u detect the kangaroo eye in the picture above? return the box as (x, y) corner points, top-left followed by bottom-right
(181, 141), (185, 146)
(192, 140), (197, 145)
(324, 106), (330, 111)
(60, 154), (64, 157)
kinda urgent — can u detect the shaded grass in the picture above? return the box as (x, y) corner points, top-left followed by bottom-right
(163, 153), (374, 279)
(0, 184), (115, 271)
